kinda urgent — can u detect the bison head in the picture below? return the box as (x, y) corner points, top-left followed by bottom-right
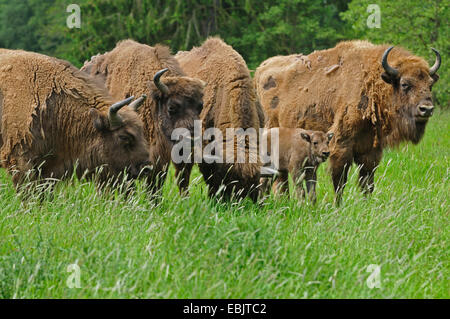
(301, 131), (334, 165)
(149, 68), (205, 143)
(381, 46), (441, 144)
(89, 95), (151, 180)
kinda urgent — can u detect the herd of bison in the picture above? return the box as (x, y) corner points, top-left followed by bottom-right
(0, 37), (441, 204)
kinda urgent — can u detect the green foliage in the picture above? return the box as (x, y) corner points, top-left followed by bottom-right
(1, 0), (446, 107)
(341, 0), (449, 107)
(40, 0), (349, 70)
(0, 0), (68, 58)
(0, 0), (351, 68)
(212, 0), (350, 69)
(0, 0), (47, 52)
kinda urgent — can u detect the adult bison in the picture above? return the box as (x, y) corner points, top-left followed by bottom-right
(255, 40), (441, 202)
(82, 39), (205, 194)
(0, 49), (150, 188)
(176, 37), (263, 201)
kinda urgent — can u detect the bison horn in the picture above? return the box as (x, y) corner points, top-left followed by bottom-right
(154, 68), (170, 95)
(109, 96), (134, 127)
(381, 46), (399, 78)
(128, 94), (147, 112)
(429, 48), (441, 76)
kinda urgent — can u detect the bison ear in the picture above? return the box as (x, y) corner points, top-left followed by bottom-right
(300, 132), (311, 143)
(381, 72), (397, 85)
(89, 108), (109, 132)
(431, 73), (440, 83)
(147, 81), (163, 101)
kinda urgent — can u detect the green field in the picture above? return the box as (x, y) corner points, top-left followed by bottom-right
(0, 110), (448, 299)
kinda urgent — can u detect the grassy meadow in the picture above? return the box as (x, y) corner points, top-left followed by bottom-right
(0, 110), (448, 299)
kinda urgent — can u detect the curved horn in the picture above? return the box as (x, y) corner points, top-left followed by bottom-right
(381, 46), (399, 78)
(128, 94), (147, 112)
(429, 48), (441, 75)
(154, 68), (170, 95)
(109, 96), (134, 127)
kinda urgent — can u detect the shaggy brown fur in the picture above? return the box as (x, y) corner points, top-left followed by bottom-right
(0, 49), (150, 187)
(176, 37), (262, 201)
(82, 39), (205, 194)
(255, 40), (440, 202)
(260, 128), (333, 203)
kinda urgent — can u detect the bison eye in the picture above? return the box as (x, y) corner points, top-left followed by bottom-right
(401, 82), (412, 92)
(119, 135), (133, 145)
(168, 104), (179, 116)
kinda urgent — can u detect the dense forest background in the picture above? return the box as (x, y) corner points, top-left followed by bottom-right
(0, 0), (448, 106)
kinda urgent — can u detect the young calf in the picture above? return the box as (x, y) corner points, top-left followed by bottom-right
(260, 128), (333, 203)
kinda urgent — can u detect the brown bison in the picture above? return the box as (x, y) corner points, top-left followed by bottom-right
(260, 128), (333, 203)
(0, 49), (150, 187)
(82, 39), (205, 194)
(255, 40), (441, 202)
(176, 37), (263, 201)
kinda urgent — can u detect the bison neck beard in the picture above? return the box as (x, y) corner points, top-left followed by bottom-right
(383, 105), (428, 147)
(74, 143), (113, 182)
(72, 142), (131, 185)
(155, 115), (178, 161)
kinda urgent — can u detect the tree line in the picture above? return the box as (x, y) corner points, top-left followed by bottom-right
(0, 0), (447, 106)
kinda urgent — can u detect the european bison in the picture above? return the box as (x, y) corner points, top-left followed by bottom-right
(82, 39), (205, 194)
(0, 49), (150, 187)
(260, 128), (333, 203)
(176, 37), (263, 201)
(255, 40), (441, 202)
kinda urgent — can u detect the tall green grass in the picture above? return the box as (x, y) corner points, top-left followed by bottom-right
(0, 110), (448, 299)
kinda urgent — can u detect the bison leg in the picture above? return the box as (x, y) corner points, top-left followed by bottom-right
(5, 156), (57, 200)
(259, 177), (271, 197)
(304, 167), (318, 204)
(354, 149), (382, 195)
(3, 154), (36, 189)
(174, 163), (193, 196)
(145, 162), (169, 196)
(199, 163), (232, 200)
(330, 150), (353, 205)
(291, 168), (306, 200)
(247, 184), (259, 203)
(272, 170), (289, 196)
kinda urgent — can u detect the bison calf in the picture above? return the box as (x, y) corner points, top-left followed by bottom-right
(0, 49), (150, 189)
(260, 128), (333, 203)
